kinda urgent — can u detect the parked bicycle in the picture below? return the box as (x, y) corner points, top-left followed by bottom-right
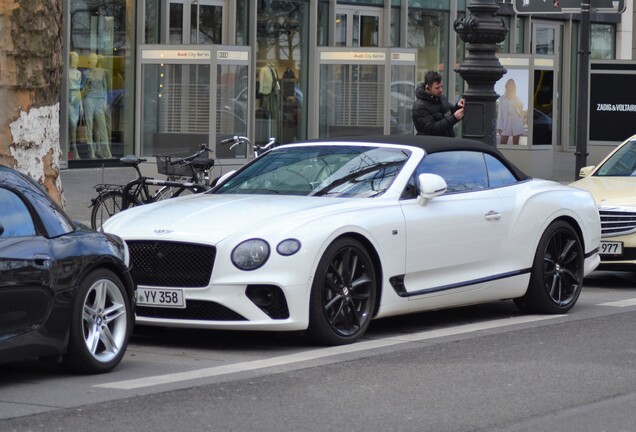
(220, 136), (277, 158)
(90, 143), (214, 230)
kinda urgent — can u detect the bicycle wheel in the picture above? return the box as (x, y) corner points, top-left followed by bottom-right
(90, 191), (141, 230)
(154, 184), (192, 201)
(154, 183), (207, 201)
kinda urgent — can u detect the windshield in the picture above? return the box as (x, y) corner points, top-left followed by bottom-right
(596, 140), (636, 177)
(214, 145), (411, 197)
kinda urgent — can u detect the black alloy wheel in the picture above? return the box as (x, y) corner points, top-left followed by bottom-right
(515, 220), (584, 314)
(308, 238), (377, 345)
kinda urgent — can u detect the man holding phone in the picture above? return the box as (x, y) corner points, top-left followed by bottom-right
(412, 71), (464, 137)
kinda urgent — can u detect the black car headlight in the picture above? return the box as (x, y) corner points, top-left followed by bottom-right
(231, 239), (270, 270)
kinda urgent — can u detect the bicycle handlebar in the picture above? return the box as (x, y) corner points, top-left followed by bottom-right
(167, 143), (211, 166)
(220, 136), (277, 152)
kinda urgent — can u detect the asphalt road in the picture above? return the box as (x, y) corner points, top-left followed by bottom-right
(1, 271), (635, 432)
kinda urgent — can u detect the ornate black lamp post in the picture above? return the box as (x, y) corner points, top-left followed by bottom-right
(454, 0), (508, 147)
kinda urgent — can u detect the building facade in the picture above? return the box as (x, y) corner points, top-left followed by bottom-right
(61, 0), (634, 175)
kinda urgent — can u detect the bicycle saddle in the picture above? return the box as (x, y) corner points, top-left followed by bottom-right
(119, 155), (147, 167)
(191, 158), (215, 170)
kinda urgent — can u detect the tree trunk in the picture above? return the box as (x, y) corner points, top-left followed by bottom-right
(0, 0), (63, 205)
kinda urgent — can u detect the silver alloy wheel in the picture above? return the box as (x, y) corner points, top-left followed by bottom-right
(82, 277), (128, 363)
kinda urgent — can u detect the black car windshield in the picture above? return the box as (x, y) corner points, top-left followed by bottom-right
(596, 139), (636, 177)
(214, 145), (411, 197)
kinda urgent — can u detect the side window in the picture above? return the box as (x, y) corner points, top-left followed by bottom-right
(0, 188), (36, 238)
(485, 154), (518, 188)
(415, 151), (489, 193)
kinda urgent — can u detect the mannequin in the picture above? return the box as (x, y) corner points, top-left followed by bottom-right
(259, 63), (280, 118)
(82, 53), (112, 159)
(68, 51), (82, 159)
(258, 63), (280, 139)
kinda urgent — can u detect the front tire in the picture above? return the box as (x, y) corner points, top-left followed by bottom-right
(308, 238), (377, 345)
(514, 221), (584, 314)
(62, 269), (132, 374)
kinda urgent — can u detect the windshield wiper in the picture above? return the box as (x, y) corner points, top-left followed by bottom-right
(311, 160), (404, 196)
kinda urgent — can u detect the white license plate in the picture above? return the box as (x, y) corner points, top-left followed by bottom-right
(137, 288), (185, 308)
(600, 241), (623, 256)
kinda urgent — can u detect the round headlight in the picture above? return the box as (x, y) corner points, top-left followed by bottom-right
(277, 239), (301, 256)
(231, 239), (270, 270)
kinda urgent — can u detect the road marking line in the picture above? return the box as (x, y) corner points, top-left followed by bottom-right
(598, 298), (636, 307)
(96, 314), (561, 390)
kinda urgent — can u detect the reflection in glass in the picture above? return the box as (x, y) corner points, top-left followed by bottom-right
(68, 1), (134, 161)
(215, 145), (410, 197)
(142, 64), (211, 157)
(319, 64), (385, 138)
(533, 70), (553, 145)
(256, 1), (308, 146)
(407, 10), (448, 83)
(217, 64), (250, 158)
(596, 140), (636, 177)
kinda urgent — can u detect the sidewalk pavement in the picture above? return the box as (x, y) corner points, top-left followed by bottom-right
(59, 150), (578, 226)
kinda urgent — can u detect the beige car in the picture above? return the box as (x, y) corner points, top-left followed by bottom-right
(571, 134), (636, 270)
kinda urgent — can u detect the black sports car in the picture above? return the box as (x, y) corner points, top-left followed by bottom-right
(0, 165), (134, 373)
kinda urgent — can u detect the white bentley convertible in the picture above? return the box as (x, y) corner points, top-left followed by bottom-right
(104, 136), (601, 345)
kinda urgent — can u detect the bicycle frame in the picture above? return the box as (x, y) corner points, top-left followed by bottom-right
(121, 176), (204, 209)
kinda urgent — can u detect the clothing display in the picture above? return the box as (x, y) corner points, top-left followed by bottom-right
(68, 52), (83, 159)
(497, 95), (525, 137)
(82, 54), (112, 159)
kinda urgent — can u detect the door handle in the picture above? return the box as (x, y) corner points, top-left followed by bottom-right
(33, 253), (52, 270)
(484, 210), (501, 221)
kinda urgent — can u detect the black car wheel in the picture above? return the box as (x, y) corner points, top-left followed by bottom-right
(63, 269), (132, 374)
(514, 221), (584, 314)
(308, 238), (376, 345)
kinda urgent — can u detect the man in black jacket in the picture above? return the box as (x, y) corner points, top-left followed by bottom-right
(412, 71), (464, 137)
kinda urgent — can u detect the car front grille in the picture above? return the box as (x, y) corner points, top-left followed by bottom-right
(599, 207), (636, 237)
(127, 240), (215, 288)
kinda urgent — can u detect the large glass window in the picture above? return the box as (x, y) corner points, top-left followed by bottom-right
(68, 2), (135, 162)
(141, 64), (211, 157)
(319, 64), (386, 138)
(416, 151), (489, 193)
(256, 1), (309, 146)
(407, 9), (449, 83)
(591, 23), (615, 60)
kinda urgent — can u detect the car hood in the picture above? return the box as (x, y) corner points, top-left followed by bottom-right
(103, 193), (375, 243)
(571, 176), (636, 208)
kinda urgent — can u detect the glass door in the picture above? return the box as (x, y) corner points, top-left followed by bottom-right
(531, 22), (561, 146)
(167, 0), (225, 44)
(335, 7), (382, 47)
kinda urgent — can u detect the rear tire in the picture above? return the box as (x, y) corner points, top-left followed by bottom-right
(90, 191), (140, 230)
(514, 221), (584, 314)
(308, 238), (376, 345)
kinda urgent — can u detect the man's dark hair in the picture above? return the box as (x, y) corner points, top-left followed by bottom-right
(423, 71), (442, 88)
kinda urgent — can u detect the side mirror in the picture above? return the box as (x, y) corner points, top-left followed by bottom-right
(579, 166), (596, 178)
(417, 173), (447, 205)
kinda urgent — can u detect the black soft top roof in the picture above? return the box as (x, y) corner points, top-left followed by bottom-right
(313, 135), (530, 181)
